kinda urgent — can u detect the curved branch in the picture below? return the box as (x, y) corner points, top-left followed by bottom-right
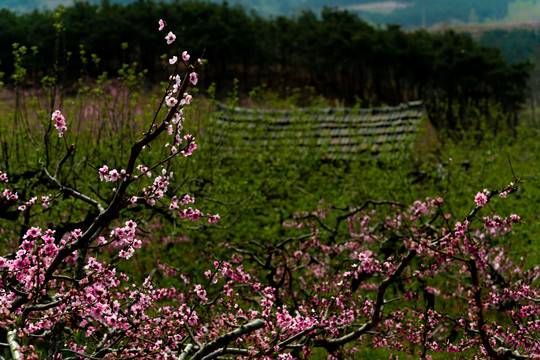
(189, 319), (265, 360)
(179, 343), (194, 360)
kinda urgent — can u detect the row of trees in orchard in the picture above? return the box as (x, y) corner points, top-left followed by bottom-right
(0, 0), (532, 130)
(0, 13), (539, 360)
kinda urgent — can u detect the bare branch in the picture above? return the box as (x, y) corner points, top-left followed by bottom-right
(7, 329), (21, 360)
(276, 324), (318, 349)
(55, 144), (75, 180)
(184, 323), (202, 347)
(189, 319), (265, 360)
(42, 162), (105, 213)
(179, 343), (194, 360)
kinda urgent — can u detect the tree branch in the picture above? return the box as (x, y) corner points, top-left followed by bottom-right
(7, 329), (21, 360)
(54, 144), (75, 180)
(42, 162), (105, 213)
(179, 343), (194, 360)
(189, 319), (265, 360)
(317, 250), (416, 348)
(468, 259), (504, 360)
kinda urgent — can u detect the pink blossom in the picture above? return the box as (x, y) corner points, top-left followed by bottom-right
(108, 169), (120, 182)
(0, 170), (8, 183)
(165, 96), (178, 107)
(194, 284), (208, 302)
(165, 31), (176, 45)
(41, 195), (51, 208)
(182, 51), (190, 61)
(169, 56), (177, 65)
(158, 19), (165, 31)
(189, 72), (198, 85)
(51, 110), (67, 137)
(180, 93), (192, 106)
(99, 165), (109, 181)
(181, 140), (197, 157)
(474, 192), (488, 207)
(24, 226), (42, 239)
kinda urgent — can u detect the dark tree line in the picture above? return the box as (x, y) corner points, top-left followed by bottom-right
(0, 0), (532, 130)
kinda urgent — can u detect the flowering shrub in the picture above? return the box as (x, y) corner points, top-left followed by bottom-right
(0, 20), (538, 360)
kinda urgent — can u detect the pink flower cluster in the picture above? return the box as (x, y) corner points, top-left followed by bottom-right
(110, 220), (141, 259)
(51, 110), (67, 137)
(482, 213), (521, 237)
(2, 188), (18, 200)
(181, 134), (197, 157)
(1, 185), (52, 212)
(98, 165), (128, 182)
(474, 189), (489, 207)
(140, 168), (172, 206)
(0, 170), (8, 182)
(169, 194), (195, 210)
(0, 18), (225, 360)
(165, 75), (194, 110)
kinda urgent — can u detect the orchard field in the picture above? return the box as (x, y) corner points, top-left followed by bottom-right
(0, 5), (539, 360)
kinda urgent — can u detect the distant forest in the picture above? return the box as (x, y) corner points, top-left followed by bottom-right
(0, 0), (524, 26)
(0, 0), (533, 130)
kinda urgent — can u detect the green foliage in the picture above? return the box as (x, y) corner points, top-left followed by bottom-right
(11, 43), (28, 87)
(162, 97), (539, 281)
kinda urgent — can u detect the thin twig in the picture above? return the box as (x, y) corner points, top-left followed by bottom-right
(42, 162), (105, 213)
(55, 144), (75, 179)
